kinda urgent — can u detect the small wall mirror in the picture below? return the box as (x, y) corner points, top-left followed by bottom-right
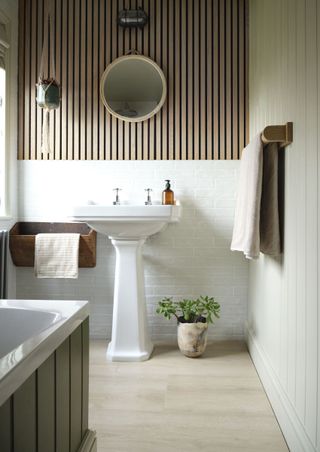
(100, 55), (167, 122)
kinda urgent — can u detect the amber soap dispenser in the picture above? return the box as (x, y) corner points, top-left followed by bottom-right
(162, 180), (174, 205)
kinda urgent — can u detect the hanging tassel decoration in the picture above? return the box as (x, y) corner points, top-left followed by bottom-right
(41, 109), (50, 154)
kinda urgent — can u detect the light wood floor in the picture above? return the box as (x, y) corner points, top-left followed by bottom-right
(89, 340), (288, 452)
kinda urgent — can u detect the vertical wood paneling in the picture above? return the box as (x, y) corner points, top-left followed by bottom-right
(0, 398), (12, 452)
(213, 0), (219, 159)
(70, 325), (83, 452)
(81, 318), (89, 434)
(55, 0), (61, 160)
(304, 0), (318, 441)
(0, 319), (90, 452)
(73, 0), (80, 160)
(80, 0), (86, 160)
(13, 373), (37, 452)
(18, 0), (248, 159)
(61, 0), (67, 159)
(55, 337), (70, 452)
(248, 0), (320, 450)
(37, 354), (55, 452)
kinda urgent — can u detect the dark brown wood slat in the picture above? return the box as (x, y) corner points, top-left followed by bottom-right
(187, 0), (193, 160)
(61, 0), (67, 159)
(174, 0), (181, 159)
(155, 0), (161, 160)
(226, 0), (232, 159)
(24, 0), (31, 160)
(98, 0), (105, 159)
(168, 0), (174, 160)
(111, 0), (118, 160)
(117, 0), (124, 161)
(105, 0), (112, 160)
(80, 0), (86, 160)
(206, 0), (213, 160)
(244, 0), (249, 146)
(18, 0), (26, 159)
(73, 0), (80, 159)
(92, 0), (99, 159)
(232, 0), (239, 159)
(30, 0), (37, 159)
(213, 0), (219, 159)
(180, 0), (187, 160)
(200, 0), (206, 159)
(142, 0), (149, 160)
(130, 0), (138, 160)
(148, 0), (156, 160)
(219, 0), (225, 159)
(18, 0), (248, 160)
(54, 0), (61, 160)
(193, 0), (199, 160)
(86, 0), (93, 160)
(136, 0), (143, 160)
(239, 0), (245, 153)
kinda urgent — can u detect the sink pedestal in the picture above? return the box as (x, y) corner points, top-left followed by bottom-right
(106, 238), (153, 362)
(71, 204), (182, 362)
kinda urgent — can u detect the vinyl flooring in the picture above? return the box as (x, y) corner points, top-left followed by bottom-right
(89, 340), (288, 452)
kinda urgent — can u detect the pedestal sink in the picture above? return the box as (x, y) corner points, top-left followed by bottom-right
(71, 204), (181, 361)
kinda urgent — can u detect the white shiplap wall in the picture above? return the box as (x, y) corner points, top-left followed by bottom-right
(16, 160), (248, 342)
(247, 1), (320, 451)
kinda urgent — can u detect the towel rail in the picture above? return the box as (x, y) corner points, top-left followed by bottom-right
(261, 122), (293, 148)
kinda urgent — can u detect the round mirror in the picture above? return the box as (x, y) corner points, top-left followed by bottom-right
(100, 55), (167, 122)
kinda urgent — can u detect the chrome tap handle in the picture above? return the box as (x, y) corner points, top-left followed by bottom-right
(144, 188), (153, 205)
(113, 188), (122, 205)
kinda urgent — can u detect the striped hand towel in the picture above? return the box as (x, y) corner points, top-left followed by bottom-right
(34, 233), (80, 279)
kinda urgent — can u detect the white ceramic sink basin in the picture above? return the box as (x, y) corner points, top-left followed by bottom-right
(70, 203), (182, 362)
(71, 204), (181, 238)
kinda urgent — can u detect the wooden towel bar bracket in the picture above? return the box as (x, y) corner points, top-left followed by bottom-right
(261, 122), (293, 148)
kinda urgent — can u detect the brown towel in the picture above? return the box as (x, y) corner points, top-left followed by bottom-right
(231, 136), (281, 259)
(260, 142), (281, 255)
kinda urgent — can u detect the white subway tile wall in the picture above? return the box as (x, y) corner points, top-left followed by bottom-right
(16, 161), (248, 341)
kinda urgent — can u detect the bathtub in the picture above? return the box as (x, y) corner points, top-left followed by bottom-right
(0, 299), (96, 452)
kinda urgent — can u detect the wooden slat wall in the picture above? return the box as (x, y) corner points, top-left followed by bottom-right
(18, 0), (248, 160)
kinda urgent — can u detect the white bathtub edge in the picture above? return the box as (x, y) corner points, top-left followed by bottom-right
(0, 299), (89, 406)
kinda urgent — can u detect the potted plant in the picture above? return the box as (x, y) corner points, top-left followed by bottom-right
(36, 77), (60, 110)
(156, 295), (220, 358)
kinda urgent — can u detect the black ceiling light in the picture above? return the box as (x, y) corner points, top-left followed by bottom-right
(117, 7), (148, 29)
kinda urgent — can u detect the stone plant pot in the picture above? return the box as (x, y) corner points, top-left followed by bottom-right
(177, 318), (208, 358)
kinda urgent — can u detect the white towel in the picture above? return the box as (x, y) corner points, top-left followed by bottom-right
(231, 134), (281, 259)
(231, 133), (263, 259)
(34, 233), (80, 278)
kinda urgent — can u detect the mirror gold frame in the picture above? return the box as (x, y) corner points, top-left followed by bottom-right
(100, 55), (167, 123)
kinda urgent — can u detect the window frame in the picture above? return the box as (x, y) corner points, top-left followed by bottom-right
(0, 12), (11, 220)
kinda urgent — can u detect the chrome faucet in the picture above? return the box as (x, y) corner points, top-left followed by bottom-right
(113, 188), (122, 205)
(144, 188), (153, 205)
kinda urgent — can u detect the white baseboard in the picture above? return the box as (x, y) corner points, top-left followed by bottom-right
(78, 429), (97, 452)
(245, 324), (316, 452)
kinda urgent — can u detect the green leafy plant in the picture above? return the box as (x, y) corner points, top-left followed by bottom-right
(156, 295), (220, 324)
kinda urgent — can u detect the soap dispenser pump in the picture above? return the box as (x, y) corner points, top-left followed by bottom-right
(162, 180), (174, 205)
